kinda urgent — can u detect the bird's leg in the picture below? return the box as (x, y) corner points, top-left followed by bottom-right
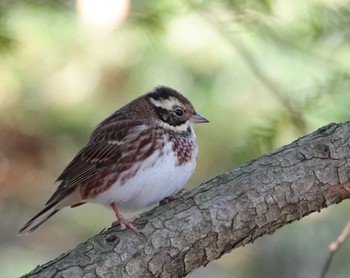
(159, 189), (186, 205)
(110, 203), (139, 233)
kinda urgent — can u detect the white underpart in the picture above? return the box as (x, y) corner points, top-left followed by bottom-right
(92, 131), (198, 212)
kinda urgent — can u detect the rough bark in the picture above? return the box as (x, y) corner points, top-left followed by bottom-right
(22, 122), (350, 278)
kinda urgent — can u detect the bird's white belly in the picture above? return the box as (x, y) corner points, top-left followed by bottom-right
(92, 144), (197, 211)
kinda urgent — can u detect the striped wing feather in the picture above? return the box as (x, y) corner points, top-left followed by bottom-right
(45, 119), (147, 206)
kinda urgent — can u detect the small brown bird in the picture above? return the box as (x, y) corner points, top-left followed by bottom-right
(19, 86), (208, 234)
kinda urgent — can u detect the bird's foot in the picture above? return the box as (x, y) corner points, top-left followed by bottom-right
(110, 203), (140, 233)
(112, 216), (139, 233)
(159, 189), (186, 205)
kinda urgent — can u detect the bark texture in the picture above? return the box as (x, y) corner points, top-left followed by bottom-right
(22, 122), (350, 278)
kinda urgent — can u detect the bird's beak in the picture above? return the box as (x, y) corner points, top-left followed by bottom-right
(191, 112), (209, 124)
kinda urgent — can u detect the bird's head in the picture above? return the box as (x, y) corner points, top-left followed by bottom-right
(147, 86), (209, 132)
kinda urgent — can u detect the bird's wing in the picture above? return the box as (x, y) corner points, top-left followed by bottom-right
(45, 119), (148, 206)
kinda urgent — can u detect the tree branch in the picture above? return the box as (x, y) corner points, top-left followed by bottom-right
(22, 122), (350, 278)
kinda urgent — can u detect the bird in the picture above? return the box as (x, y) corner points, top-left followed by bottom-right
(18, 86), (209, 235)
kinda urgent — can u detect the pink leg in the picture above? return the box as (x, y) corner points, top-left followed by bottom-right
(110, 203), (139, 233)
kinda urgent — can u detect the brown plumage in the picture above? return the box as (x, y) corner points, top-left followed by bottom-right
(19, 86), (208, 234)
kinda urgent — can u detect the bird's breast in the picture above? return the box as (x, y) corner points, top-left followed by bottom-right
(90, 132), (198, 211)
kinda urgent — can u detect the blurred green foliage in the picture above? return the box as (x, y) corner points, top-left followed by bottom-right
(1, 0), (350, 277)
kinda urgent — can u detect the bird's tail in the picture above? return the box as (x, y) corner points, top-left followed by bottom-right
(18, 202), (59, 235)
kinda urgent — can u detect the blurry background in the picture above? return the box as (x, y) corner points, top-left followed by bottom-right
(1, 0), (350, 277)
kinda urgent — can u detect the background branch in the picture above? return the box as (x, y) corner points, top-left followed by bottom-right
(321, 220), (350, 278)
(23, 121), (350, 278)
(200, 7), (307, 134)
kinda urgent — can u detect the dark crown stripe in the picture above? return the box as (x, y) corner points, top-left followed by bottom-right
(147, 86), (191, 105)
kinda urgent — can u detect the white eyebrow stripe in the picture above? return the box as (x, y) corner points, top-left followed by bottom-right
(149, 97), (182, 110)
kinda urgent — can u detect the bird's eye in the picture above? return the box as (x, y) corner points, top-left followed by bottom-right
(174, 108), (184, 117)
